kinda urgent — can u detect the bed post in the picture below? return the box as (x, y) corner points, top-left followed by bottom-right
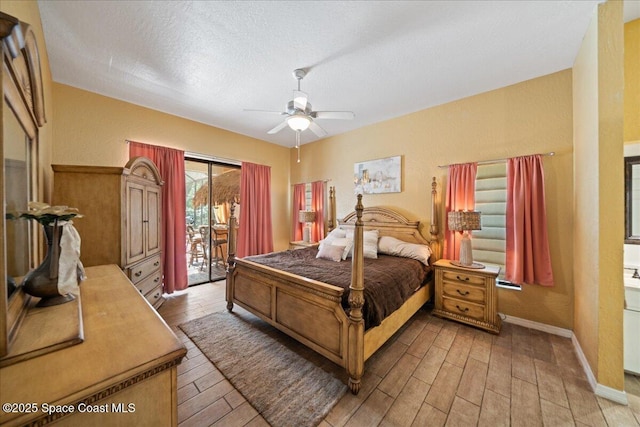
(429, 177), (440, 258)
(226, 202), (238, 311)
(328, 186), (336, 232)
(347, 194), (365, 394)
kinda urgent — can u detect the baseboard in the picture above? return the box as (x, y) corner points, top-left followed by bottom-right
(503, 314), (629, 405)
(501, 314), (572, 338)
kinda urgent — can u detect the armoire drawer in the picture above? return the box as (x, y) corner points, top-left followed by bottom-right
(144, 284), (164, 308)
(136, 270), (162, 296)
(127, 254), (161, 285)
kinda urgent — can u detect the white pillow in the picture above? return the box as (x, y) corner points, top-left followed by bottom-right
(378, 235), (432, 266)
(345, 229), (379, 259)
(331, 237), (354, 260)
(316, 244), (345, 262)
(318, 228), (347, 251)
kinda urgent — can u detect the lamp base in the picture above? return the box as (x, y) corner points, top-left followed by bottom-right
(450, 260), (486, 269)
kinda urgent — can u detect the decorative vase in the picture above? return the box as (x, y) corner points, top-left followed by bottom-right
(22, 222), (76, 307)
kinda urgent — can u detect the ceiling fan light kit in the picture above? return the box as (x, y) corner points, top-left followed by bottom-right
(245, 68), (355, 162)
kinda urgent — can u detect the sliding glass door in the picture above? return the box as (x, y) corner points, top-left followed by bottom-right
(185, 158), (240, 286)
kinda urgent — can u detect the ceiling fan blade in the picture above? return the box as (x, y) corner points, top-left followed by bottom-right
(308, 120), (327, 138)
(267, 120), (289, 134)
(293, 90), (308, 110)
(312, 111), (355, 120)
(243, 109), (286, 115)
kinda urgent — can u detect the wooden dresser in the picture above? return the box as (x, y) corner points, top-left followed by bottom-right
(52, 157), (164, 308)
(433, 259), (501, 334)
(0, 265), (186, 426)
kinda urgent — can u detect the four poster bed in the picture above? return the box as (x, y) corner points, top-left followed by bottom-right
(225, 179), (439, 394)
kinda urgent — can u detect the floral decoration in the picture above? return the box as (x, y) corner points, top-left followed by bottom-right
(12, 202), (83, 226)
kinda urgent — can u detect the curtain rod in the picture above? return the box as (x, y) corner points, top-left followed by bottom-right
(437, 151), (555, 168)
(184, 151), (242, 166)
(291, 179), (332, 186)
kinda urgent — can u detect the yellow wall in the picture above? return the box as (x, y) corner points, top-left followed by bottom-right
(625, 19), (640, 142)
(573, 0), (624, 390)
(51, 83), (292, 250)
(292, 70), (575, 329)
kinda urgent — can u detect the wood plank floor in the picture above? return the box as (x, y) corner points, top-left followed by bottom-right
(158, 281), (640, 427)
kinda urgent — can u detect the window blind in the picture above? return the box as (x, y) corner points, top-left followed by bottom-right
(473, 163), (507, 279)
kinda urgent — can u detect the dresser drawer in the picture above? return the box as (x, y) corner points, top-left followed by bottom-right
(136, 270), (162, 296)
(127, 254), (161, 284)
(442, 270), (486, 286)
(442, 282), (485, 304)
(442, 298), (485, 322)
(144, 284), (164, 308)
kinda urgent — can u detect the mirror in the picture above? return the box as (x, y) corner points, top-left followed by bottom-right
(3, 99), (33, 297)
(1, 12), (46, 358)
(625, 155), (640, 244)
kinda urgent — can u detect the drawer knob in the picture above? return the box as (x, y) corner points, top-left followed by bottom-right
(134, 271), (142, 277)
(154, 277), (160, 283)
(456, 289), (470, 296)
(456, 275), (470, 282)
(154, 293), (159, 299)
(456, 305), (469, 313)
(154, 261), (159, 267)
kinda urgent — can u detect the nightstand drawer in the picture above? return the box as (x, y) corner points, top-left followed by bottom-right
(442, 298), (485, 322)
(442, 270), (486, 286)
(442, 282), (485, 304)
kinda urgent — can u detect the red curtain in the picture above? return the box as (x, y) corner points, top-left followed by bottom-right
(129, 141), (187, 294)
(237, 162), (273, 257)
(310, 181), (326, 242)
(444, 163), (477, 260)
(292, 183), (305, 242)
(506, 155), (554, 286)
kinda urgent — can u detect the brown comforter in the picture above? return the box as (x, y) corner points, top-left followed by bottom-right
(243, 248), (432, 329)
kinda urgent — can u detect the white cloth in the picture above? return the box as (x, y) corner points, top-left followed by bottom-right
(58, 221), (85, 295)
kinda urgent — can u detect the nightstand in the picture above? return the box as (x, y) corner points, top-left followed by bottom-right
(289, 240), (320, 250)
(432, 259), (501, 334)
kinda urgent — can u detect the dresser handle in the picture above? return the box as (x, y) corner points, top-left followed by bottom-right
(154, 277), (160, 283)
(154, 261), (159, 266)
(456, 275), (470, 282)
(456, 289), (470, 296)
(456, 305), (469, 313)
(134, 271), (142, 277)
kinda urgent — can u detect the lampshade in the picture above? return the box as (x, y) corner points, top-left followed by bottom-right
(447, 211), (481, 232)
(298, 210), (316, 224)
(287, 114), (311, 131)
(448, 210), (484, 269)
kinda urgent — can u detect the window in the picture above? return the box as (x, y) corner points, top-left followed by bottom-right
(473, 163), (519, 288)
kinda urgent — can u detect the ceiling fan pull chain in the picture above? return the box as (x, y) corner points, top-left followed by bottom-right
(296, 131), (301, 163)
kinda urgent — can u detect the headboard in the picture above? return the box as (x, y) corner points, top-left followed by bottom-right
(338, 207), (430, 245)
(337, 177), (439, 255)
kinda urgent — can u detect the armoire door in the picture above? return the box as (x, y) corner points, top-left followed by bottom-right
(145, 184), (162, 257)
(125, 181), (146, 265)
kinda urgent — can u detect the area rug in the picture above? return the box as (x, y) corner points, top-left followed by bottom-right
(179, 311), (347, 427)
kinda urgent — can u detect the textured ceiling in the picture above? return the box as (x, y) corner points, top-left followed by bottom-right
(37, 1), (636, 148)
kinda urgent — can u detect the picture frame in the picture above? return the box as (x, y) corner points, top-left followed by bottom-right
(354, 155), (401, 194)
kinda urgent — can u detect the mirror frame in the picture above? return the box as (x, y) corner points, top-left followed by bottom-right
(625, 155), (640, 245)
(1, 12), (47, 357)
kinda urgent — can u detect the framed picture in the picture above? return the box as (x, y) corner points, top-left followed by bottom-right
(354, 155), (401, 194)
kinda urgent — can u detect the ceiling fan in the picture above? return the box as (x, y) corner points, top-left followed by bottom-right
(245, 69), (355, 162)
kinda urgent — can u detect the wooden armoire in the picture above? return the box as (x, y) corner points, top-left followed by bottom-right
(52, 156), (165, 308)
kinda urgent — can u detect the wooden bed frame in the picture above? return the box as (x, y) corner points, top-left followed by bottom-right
(225, 179), (439, 394)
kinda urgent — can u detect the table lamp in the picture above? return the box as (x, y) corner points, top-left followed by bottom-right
(448, 210), (484, 269)
(298, 210), (316, 243)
